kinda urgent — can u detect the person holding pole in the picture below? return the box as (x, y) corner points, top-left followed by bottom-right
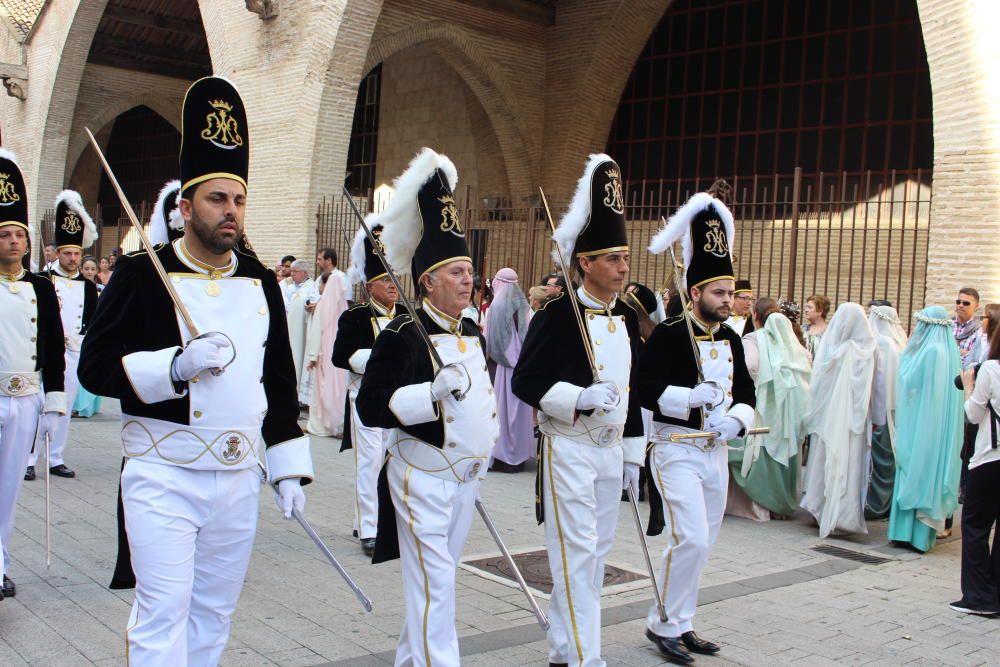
(356, 147), (501, 667)
(78, 76), (313, 665)
(512, 154), (646, 667)
(0, 148), (66, 599)
(639, 192), (756, 663)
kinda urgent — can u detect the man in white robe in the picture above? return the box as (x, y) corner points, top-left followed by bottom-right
(284, 259), (316, 389)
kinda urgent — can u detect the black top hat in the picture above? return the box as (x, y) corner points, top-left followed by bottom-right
(553, 154), (629, 263)
(0, 148), (28, 235)
(648, 192), (735, 290)
(348, 218), (390, 285)
(735, 279), (753, 294)
(53, 190), (97, 250)
(381, 148), (470, 281)
(180, 77), (249, 196)
(624, 283), (657, 316)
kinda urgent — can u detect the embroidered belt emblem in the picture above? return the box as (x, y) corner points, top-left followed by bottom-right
(222, 434), (243, 462)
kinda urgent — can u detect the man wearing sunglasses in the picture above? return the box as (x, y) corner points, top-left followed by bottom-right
(954, 288), (982, 370)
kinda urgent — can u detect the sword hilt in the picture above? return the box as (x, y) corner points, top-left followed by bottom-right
(669, 426), (770, 442)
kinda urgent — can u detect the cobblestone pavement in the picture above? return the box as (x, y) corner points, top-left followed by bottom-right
(0, 401), (995, 666)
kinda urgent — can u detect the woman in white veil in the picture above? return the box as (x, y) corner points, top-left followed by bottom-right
(801, 303), (880, 537)
(865, 305), (907, 519)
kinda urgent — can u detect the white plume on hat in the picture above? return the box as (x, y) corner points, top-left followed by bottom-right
(551, 153), (612, 267)
(149, 179), (183, 246)
(346, 213), (381, 286)
(647, 192), (734, 287)
(378, 147), (458, 276)
(54, 189), (98, 249)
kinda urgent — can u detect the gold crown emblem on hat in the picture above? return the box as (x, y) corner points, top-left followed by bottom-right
(201, 99), (243, 149)
(209, 99), (233, 112)
(702, 218), (729, 257)
(0, 173), (17, 206)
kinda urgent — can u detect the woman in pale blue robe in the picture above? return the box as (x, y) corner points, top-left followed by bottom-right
(888, 306), (964, 552)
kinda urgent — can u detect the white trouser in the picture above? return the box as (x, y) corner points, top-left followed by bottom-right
(121, 458), (260, 667)
(388, 455), (478, 667)
(350, 395), (386, 540)
(542, 434), (623, 667)
(30, 348), (78, 467)
(0, 393), (41, 572)
(646, 442), (728, 637)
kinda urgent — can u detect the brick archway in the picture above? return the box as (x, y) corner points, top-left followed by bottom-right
(364, 21), (535, 201)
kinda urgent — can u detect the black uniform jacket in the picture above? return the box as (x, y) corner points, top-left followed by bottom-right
(20, 271), (66, 392)
(77, 243), (304, 589)
(637, 313), (756, 535)
(356, 307), (484, 564)
(511, 290), (645, 523)
(332, 301), (384, 452)
(38, 268), (98, 336)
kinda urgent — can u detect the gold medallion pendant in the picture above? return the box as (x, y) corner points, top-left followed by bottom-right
(206, 281), (221, 297)
(709, 348), (719, 360)
(7, 282), (21, 294)
(608, 320), (617, 333)
(457, 338), (467, 353)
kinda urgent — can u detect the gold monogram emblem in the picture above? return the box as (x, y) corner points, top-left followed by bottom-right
(372, 227), (386, 255)
(0, 173), (20, 206)
(61, 211), (82, 234)
(703, 219), (729, 258)
(200, 99), (243, 150)
(222, 435), (242, 462)
(602, 167), (624, 214)
(438, 195), (464, 237)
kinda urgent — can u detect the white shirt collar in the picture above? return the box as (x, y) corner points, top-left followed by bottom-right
(577, 286), (616, 310)
(422, 298), (462, 334)
(174, 239), (237, 278)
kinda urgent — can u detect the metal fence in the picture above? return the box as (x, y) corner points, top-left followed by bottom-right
(317, 168), (931, 330)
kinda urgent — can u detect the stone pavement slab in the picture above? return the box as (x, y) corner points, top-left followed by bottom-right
(0, 400), (996, 665)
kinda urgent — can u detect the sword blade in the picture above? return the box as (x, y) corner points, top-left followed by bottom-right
(626, 486), (667, 622)
(475, 499), (549, 631)
(44, 429), (51, 569)
(669, 427), (770, 442)
(291, 508), (373, 613)
(340, 229), (382, 333)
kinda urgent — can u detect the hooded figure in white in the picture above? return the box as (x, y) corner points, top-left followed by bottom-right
(865, 305), (906, 518)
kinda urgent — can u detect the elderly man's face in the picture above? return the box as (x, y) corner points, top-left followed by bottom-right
(290, 267), (308, 285)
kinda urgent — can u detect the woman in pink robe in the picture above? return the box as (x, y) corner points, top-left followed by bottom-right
(306, 271), (349, 438)
(484, 268), (534, 471)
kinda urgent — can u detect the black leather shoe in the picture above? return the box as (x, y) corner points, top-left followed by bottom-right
(24, 466), (35, 481)
(646, 629), (694, 664)
(949, 599), (1000, 616)
(681, 631), (720, 655)
(2, 575), (15, 597)
(49, 464), (76, 478)
(361, 538), (376, 557)
(548, 663), (568, 667)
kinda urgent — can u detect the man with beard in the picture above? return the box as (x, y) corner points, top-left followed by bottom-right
(79, 76), (312, 665)
(638, 192), (756, 664)
(333, 221), (397, 556)
(27, 190), (99, 480)
(0, 149), (65, 600)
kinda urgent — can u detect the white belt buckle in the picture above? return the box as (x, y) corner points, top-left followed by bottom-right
(4, 374), (27, 396)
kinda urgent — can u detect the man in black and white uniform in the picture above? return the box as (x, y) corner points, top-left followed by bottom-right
(639, 192), (756, 663)
(148, 179), (184, 247)
(356, 148), (499, 667)
(79, 76), (312, 666)
(512, 154), (645, 667)
(26, 191), (98, 480)
(333, 220), (397, 556)
(0, 149), (65, 600)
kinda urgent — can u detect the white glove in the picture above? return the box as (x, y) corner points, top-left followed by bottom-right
(171, 333), (232, 381)
(274, 478), (306, 519)
(708, 415), (742, 442)
(576, 382), (619, 412)
(431, 364), (467, 400)
(688, 382), (723, 408)
(622, 462), (640, 497)
(41, 412), (59, 435)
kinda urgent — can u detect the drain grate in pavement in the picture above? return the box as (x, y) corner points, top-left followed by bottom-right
(463, 549), (646, 595)
(811, 544), (892, 565)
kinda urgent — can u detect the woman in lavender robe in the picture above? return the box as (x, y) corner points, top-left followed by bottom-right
(485, 268), (534, 472)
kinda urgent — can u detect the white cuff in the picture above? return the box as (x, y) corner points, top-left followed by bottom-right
(389, 382), (439, 426)
(43, 391), (67, 415)
(622, 436), (645, 465)
(658, 386), (692, 420)
(539, 381), (585, 424)
(348, 348), (372, 374)
(727, 403), (755, 433)
(122, 347), (186, 404)
(266, 435), (314, 483)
